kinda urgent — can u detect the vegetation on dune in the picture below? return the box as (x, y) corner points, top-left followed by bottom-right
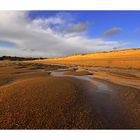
(0, 56), (46, 61)
(36, 49), (140, 69)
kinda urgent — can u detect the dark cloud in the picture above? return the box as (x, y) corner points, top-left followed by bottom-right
(103, 27), (122, 36)
(66, 22), (90, 33)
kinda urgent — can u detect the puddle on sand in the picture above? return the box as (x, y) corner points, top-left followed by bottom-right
(51, 70), (135, 126)
(51, 71), (112, 93)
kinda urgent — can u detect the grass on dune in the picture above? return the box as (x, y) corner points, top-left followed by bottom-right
(36, 49), (140, 69)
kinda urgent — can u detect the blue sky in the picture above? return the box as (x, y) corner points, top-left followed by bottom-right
(0, 11), (140, 57)
(29, 11), (140, 40)
(0, 40), (16, 47)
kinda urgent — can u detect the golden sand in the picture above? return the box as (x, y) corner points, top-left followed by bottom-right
(35, 49), (140, 69)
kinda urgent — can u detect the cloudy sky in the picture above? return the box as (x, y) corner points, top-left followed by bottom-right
(0, 11), (140, 57)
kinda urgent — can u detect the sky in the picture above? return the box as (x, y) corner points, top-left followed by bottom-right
(0, 11), (140, 57)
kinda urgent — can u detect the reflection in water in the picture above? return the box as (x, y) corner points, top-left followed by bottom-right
(51, 71), (112, 93)
(51, 69), (136, 128)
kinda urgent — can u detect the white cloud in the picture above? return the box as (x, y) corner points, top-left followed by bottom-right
(31, 17), (64, 29)
(0, 11), (127, 57)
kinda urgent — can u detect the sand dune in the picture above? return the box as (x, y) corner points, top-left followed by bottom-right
(35, 49), (140, 69)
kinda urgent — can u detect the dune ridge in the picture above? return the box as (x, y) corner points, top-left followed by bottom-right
(35, 49), (140, 69)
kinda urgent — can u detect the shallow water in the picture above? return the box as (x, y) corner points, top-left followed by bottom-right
(51, 68), (140, 128)
(51, 70), (131, 127)
(51, 71), (112, 93)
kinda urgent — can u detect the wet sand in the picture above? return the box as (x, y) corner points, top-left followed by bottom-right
(51, 69), (140, 128)
(0, 61), (140, 129)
